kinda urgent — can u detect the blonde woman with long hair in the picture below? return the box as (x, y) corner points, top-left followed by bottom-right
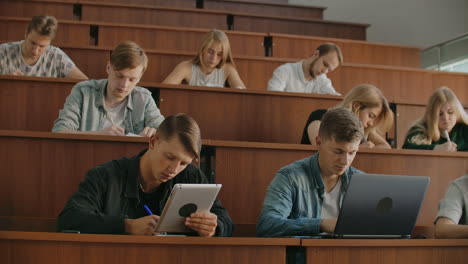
(163, 29), (245, 89)
(301, 84), (394, 148)
(403, 87), (468, 151)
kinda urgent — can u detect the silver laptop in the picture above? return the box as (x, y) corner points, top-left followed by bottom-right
(328, 173), (430, 239)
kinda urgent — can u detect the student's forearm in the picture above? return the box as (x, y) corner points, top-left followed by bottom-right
(435, 223), (468, 238)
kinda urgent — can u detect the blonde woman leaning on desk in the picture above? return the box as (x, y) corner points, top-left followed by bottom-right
(300, 84), (394, 149)
(163, 29), (246, 89)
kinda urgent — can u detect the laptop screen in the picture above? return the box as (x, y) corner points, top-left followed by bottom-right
(334, 173), (430, 238)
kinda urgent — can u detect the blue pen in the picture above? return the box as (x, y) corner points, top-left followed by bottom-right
(143, 204), (154, 215)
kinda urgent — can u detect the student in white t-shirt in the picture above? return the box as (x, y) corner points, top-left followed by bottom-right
(0, 15), (87, 79)
(267, 43), (343, 95)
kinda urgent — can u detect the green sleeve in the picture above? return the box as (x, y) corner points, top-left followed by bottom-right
(402, 129), (437, 150)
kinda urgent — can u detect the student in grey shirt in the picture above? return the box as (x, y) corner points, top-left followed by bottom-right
(257, 108), (364, 237)
(52, 41), (164, 137)
(435, 173), (468, 238)
(0, 15), (87, 79)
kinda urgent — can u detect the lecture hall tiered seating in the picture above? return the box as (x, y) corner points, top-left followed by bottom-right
(1, 0), (468, 263)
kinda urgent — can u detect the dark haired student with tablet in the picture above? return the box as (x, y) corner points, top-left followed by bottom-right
(257, 108), (365, 237)
(57, 114), (233, 237)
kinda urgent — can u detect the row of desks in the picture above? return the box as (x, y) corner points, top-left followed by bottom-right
(0, 16), (420, 67)
(0, 0), (368, 40)
(1, 130), (467, 229)
(50, 0), (326, 20)
(0, 76), (428, 147)
(1, 231), (468, 264)
(0, 41), (458, 104)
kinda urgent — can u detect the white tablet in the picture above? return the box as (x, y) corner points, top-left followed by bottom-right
(155, 183), (222, 233)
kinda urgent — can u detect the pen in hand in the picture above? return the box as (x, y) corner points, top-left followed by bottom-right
(144, 204), (154, 215)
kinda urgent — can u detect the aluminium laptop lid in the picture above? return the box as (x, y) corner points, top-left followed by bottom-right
(333, 173), (430, 238)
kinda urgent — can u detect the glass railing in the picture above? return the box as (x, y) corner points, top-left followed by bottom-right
(421, 33), (468, 73)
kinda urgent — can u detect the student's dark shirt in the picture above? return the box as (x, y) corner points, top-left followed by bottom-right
(56, 149), (234, 236)
(300, 109), (327, 144)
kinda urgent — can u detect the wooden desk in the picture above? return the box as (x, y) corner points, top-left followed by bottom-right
(0, 0), (367, 40)
(302, 239), (468, 264)
(0, 16), (266, 57)
(269, 32), (421, 68)
(0, 231), (300, 264)
(0, 76), (342, 144)
(1, 131), (467, 230)
(204, 0), (325, 20)
(55, 45), (468, 104)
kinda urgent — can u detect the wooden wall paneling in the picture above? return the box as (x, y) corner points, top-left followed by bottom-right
(80, 2), (228, 29)
(396, 104), (426, 148)
(0, 231), (299, 264)
(234, 57), (286, 90)
(0, 1), (75, 20)
(204, 0), (324, 20)
(303, 239), (468, 264)
(0, 217), (56, 232)
(232, 15), (367, 40)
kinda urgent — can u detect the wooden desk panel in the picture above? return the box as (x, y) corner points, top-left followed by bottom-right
(396, 104), (426, 148)
(57, 45), (468, 104)
(0, 231), (299, 264)
(0, 1), (75, 20)
(233, 15), (367, 40)
(204, 0), (324, 20)
(270, 33), (421, 68)
(1, 132), (467, 229)
(0, 76), (340, 143)
(0, 18), (90, 46)
(0, 132), (146, 218)
(303, 239), (468, 264)
(211, 141), (468, 226)
(159, 85), (339, 143)
(81, 1), (228, 29)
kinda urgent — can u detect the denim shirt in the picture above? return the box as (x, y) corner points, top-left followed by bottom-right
(257, 153), (363, 237)
(52, 79), (164, 134)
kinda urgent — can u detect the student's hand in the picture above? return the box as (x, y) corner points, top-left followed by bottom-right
(100, 125), (125, 136)
(320, 218), (337, 233)
(434, 142), (457, 152)
(11, 69), (24, 76)
(360, 141), (375, 148)
(185, 212), (218, 237)
(124, 215), (160, 235)
(139, 126), (156, 137)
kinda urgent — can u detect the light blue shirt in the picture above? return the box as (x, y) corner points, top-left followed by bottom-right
(257, 153), (363, 237)
(52, 79), (164, 133)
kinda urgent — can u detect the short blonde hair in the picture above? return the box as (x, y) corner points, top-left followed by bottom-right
(27, 15), (58, 39)
(407, 87), (468, 144)
(110, 41), (148, 72)
(335, 84), (394, 136)
(192, 29), (235, 69)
